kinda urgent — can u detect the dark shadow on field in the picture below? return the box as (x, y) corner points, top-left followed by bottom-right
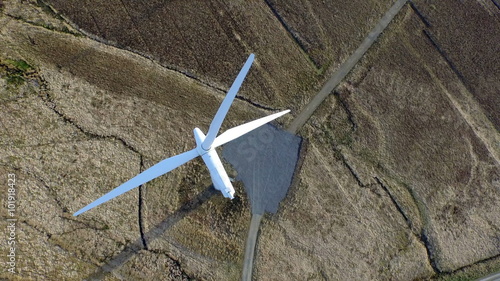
(222, 124), (302, 215)
(85, 185), (217, 281)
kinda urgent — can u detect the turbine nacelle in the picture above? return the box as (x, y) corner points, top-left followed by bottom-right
(194, 127), (235, 199)
(193, 127), (210, 155)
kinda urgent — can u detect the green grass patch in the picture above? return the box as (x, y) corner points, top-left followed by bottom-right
(6, 74), (25, 86)
(6, 59), (32, 72)
(2, 59), (33, 88)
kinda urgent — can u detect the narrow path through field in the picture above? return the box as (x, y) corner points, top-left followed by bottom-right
(286, 0), (409, 135)
(478, 271), (500, 281)
(241, 214), (263, 281)
(241, 0), (409, 280)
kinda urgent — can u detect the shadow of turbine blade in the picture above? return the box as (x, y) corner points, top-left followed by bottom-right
(84, 185), (217, 281)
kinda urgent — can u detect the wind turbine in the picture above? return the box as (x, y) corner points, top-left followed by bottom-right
(74, 54), (289, 216)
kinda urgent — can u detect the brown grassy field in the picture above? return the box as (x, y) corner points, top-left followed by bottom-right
(0, 0), (498, 280)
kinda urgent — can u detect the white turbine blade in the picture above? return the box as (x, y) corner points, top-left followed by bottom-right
(74, 149), (199, 216)
(202, 54), (255, 150)
(212, 109), (290, 148)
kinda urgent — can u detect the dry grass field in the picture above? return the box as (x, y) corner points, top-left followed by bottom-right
(0, 0), (499, 280)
